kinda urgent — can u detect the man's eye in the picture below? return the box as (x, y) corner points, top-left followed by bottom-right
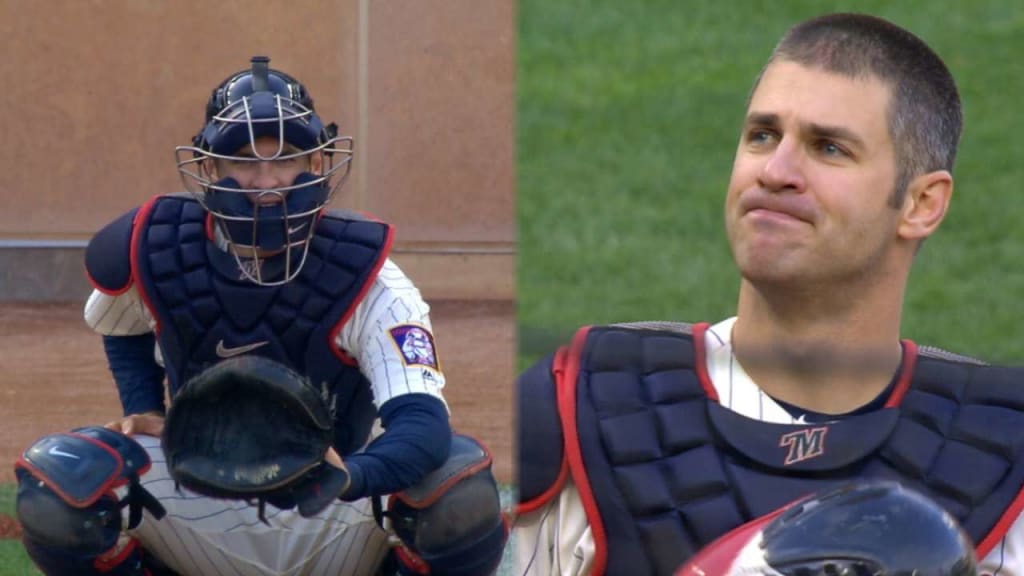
(816, 140), (847, 157)
(747, 129), (775, 145)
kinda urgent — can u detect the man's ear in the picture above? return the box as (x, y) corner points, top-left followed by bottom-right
(898, 170), (952, 241)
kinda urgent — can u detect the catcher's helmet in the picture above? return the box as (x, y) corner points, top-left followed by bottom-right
(175, 56), (354, 285)
(679, 481), (977, 576)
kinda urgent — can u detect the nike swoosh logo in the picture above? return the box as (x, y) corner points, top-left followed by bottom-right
(288, 222), (308, 235)
(48, 445), (80, 459)
(216, 339), (270, 358)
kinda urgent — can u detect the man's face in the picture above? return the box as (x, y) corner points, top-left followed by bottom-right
(724, 61), (901, 289)
(213, 136), (321, 206)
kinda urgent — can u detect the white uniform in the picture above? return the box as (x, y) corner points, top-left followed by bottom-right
(514, 317), (1024, 576)
(86, 258), (447, 576)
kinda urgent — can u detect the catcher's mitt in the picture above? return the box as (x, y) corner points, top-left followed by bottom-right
(161, 355), (349, 520)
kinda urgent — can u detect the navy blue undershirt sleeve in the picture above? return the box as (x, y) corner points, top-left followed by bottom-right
(341, 393), (451, 500)
(102, 334), (167, 416)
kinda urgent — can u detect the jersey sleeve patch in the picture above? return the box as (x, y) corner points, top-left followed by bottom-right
(389, 324), (440, 370)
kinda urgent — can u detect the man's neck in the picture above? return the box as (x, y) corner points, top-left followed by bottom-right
(731, 280), (905, 415)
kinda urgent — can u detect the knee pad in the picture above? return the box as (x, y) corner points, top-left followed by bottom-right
(15, 426), (166, 562)
(388, 434), (508, 576)
(21, 532), (149, 576)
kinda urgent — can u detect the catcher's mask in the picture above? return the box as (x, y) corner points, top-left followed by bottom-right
(679, 481), (977, 576)
(175, 55), (354, 286)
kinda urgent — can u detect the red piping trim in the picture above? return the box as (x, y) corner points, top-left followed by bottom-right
(394, 544), (431, 574)
(556, 326), (609, 575)
(394, 444), (495, 509)
(691, 323), (719, 402)
(85, 273), (134, 296)
(676, 505), (789, 576)
(329, 225), (395, 366)
(134, 459), (152, 477)
(93, 535), (140, 572)
(883, 340), (918, 407)
(517, 457), (570, 515)
(977, 485), (1024, 559)
(204, 212), (217, 241)
(129, 197), (163, 336)
(15, 434), (124, 508)
(517, 346), (573, 515)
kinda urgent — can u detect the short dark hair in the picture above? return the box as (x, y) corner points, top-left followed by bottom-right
(756, 13), (962, 207)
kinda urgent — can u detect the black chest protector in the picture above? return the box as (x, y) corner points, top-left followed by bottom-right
(517, 322), (1024, 576)
(88, 195), (392, 456)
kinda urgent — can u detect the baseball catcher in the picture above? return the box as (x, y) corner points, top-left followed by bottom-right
(15, 55), (507, 576)
(513, 12), (1024, 576)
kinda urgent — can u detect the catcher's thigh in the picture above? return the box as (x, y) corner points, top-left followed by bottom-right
(127, 435), (390, 576)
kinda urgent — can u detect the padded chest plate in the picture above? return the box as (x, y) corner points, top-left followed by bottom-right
(562, 323), (1024, 575)
(130, 195), (392, 454)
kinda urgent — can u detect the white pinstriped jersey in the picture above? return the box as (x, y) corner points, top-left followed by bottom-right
(126, 435), (389, 576)
(86, 257), (447, 575)
(85, 258), (448, 410)
(513, 317), (1024, 576)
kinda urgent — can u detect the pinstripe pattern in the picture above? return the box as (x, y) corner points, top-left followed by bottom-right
(705, 317), (796, 425)
(514, 318), (1019, 575)
(337, 259), (447, 408)
(127, 436), (388, 576)
(85, 288), (153, 335)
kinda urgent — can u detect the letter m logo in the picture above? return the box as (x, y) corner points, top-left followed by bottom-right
(779, 427), (828, 466)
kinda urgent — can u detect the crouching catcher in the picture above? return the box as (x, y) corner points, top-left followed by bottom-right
(15, 355), (507, 575)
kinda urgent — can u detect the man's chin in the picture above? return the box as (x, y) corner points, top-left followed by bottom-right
(737, 262), (813, 291)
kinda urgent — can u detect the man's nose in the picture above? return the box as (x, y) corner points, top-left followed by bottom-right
(758, 138), (805, 193)
(252, 162), (288, 190)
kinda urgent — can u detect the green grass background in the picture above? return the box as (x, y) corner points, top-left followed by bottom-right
(0, 484), (36, 575)
(6, 2), (1024, 575)
(519, 0), (1024, 367)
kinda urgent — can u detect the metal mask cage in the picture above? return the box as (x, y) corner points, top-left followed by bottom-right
(173, 93), (354, 286)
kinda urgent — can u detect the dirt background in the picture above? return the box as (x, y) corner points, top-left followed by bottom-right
(0, 300), (515, 486)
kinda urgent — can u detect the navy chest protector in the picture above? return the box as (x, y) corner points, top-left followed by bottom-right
(86, 195), (392, 456)
(517, 322), (1024, 576)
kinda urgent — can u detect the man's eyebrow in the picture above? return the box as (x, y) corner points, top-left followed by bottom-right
(805, 122), (866, 151)
(744, 112), (779, 127)
(744, 112), (867, 151)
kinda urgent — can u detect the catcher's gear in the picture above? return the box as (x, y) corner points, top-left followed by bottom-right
(174, 55), (354, 285)
(388, 434), (508, 576)
(678, 480), (977, 576)
(14, 426), (165, 557)
(21, 535), (152, 576)
(162, 355), (350, 520)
